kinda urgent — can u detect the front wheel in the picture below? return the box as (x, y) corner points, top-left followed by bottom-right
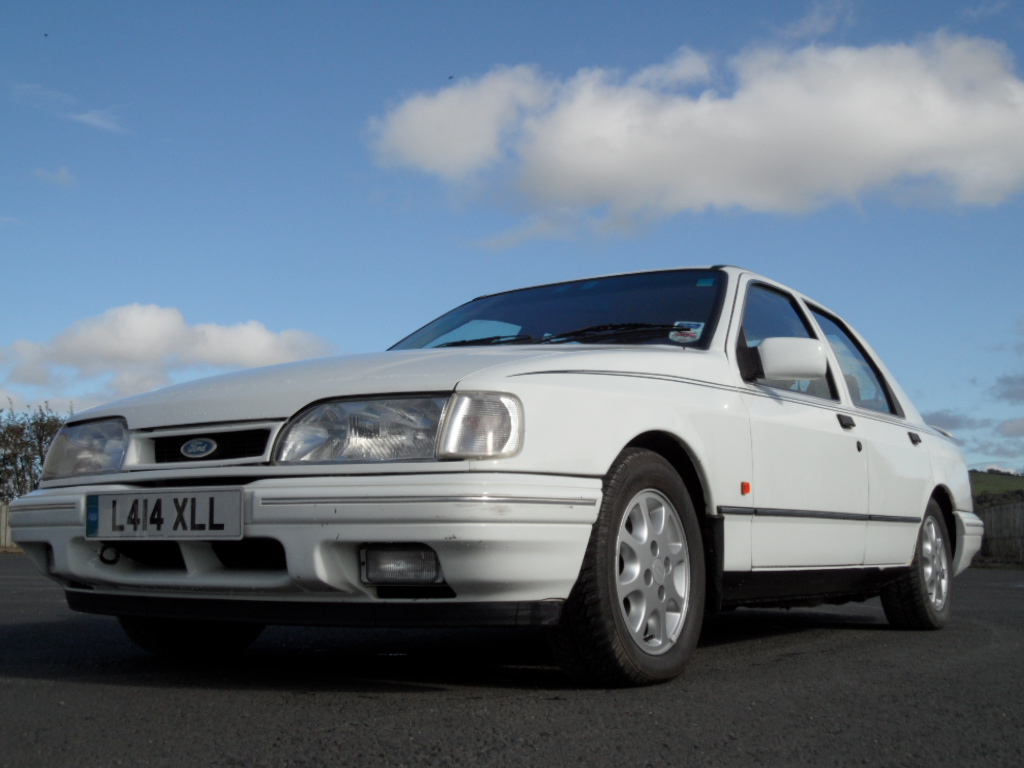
(880, 499), (952, 630)
(553, 448), (705, 686)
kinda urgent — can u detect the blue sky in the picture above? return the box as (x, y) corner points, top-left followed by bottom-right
(1, 0), (1022, 471)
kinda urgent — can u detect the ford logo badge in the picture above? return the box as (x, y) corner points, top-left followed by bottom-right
(181, 437), (218, 459)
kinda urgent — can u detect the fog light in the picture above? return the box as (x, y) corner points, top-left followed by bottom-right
(362, 545), (442, 585)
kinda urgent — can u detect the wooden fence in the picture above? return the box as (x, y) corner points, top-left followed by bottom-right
(1, 503), (11, 549)
(975, 502), (1024, 565)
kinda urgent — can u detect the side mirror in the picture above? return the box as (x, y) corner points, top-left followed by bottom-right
(755, 337), (828, 380)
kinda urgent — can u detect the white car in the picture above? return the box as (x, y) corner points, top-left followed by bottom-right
(10, 266), (984, 686)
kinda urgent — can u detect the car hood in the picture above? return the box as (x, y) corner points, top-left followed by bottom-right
(72, 347), (704, 429)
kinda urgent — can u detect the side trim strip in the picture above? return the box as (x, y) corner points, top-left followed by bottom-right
(719, 506), (919, 524)
(515, 369), (944, 438)
(9, 502), (77, 513)
(261, 495), (599, 507)
(866, 514), (922, 524)
(757, 507), (871, 523)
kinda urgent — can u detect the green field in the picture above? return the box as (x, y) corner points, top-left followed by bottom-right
(970, 470), (1024, 509)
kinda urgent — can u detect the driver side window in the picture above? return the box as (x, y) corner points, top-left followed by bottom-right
(740, 284), (837, 400)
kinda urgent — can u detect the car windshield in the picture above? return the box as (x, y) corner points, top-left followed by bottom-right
(390, 269), (727, 350)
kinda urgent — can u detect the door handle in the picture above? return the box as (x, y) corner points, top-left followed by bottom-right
(837, 414), (856, 429)
(908, 432), (922, 445)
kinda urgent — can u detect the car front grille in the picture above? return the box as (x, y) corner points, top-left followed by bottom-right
(112, 538), (287, 572)
(150, 428), (273, 464)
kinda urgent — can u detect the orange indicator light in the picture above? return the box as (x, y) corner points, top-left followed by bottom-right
(740, 482), (751, 495)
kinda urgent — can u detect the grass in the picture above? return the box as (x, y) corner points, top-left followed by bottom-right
(970, 470), (1024, 495)
(970, 470), (1024, 510)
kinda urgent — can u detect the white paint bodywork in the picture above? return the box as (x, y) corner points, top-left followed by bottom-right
(10, 266), (981, 616)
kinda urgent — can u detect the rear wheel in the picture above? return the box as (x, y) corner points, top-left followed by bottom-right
(118, 615), (265, 657)
(553, 448), (705, 686)
(880, 500), (952, 630)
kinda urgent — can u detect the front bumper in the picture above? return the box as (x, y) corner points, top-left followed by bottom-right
(10, 473), (601, 626)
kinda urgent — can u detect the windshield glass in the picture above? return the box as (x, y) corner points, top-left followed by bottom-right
(391, 269), (727, 350)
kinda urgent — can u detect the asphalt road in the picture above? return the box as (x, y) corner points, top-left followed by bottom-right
(1, 553), (1021, 768)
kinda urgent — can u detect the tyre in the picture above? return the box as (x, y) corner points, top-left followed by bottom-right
(553, 448), (705, 686)
(880, 499), (952, 630)
(118, 615), (265, 657)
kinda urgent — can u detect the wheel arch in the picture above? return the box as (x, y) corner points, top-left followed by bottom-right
(621, 430), (723, 612)
(929, 486), (958, 560)
(623, 431), (709, 517)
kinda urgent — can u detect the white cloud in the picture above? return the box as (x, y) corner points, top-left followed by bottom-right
(921, 409), (992, 432)
(67, 109), (126, 134)
(12, 83), (75, 112)
(627, 48), (713, 90)
(12, 83), (127, 134)
(990, 321), (1024, 402)
(33, 166), (76, 186)
(373, 65), (552, 180)
(997, 417), (1024, 438)
(372, 32), (1024, 232)
(963, 2), (1010, 21)
(993, 374), (1024, 402)
(2, 305), (333, 405)
(972, 462), (1023, 474)
(775, 0), (854, 39)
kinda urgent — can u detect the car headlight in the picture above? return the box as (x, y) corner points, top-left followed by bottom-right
(274, 393), (524, 464)
(41, 419), (128, 480)
(274, 397), (448, 463)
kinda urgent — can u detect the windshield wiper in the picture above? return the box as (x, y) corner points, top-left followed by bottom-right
(434, 323), (687, 348)
(540, 323), (683, 344)
(435, 334), (537, 348)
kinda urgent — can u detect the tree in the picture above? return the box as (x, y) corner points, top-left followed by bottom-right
(0, 403), (67, 503)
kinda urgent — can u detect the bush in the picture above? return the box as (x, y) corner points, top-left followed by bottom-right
(0, 403), (68, 503)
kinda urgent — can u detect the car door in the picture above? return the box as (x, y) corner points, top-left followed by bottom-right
(807, 307), (929, 566)
(736, 280), (869, 568)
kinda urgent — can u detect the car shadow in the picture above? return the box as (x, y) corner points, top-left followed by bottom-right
(699, 603), (889, 648)
(0, 613), (570, 692)
(0, 601), (890, 692)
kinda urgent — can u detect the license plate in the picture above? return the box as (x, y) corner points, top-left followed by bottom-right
(86, 491), (243, 539)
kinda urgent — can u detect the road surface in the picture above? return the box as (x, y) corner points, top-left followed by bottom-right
(1, 554), (1020, 767)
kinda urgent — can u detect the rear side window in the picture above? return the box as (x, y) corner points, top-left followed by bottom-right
(811, 309), (900, 415)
